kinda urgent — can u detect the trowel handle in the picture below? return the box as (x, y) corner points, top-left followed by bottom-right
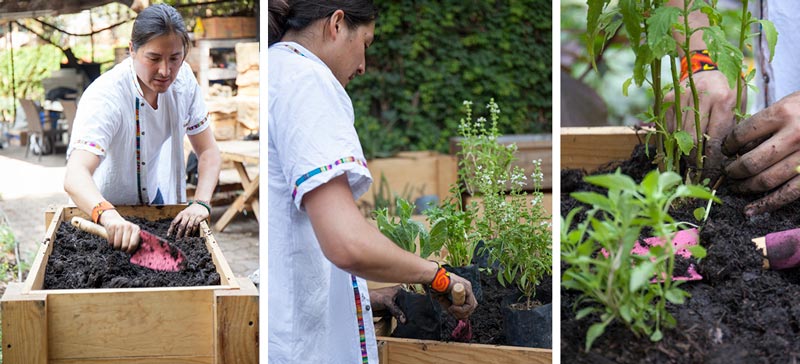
(451, 283), (466, 306)
(71, 216), (109, 240)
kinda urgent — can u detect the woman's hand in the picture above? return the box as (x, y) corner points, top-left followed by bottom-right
(169, 203), (210, 238)
(432, 273), (478, 321)
(722, 92), (800, 216)
(369, 285), (407, 324)
(99, 210), (140, 253)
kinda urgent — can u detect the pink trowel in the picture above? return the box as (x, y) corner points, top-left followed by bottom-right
(601, 228), (703, 281)
(450, 283), (473, 341)
(71, 216), (187, 272)
(752, 228), (800, 270)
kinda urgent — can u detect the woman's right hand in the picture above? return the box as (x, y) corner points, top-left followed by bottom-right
(99, 210), (141, 254)
(433, 273), (478, 321)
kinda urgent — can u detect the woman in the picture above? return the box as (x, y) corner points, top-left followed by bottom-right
(64, 4), (220, 252)
(268, 1), (477, 363)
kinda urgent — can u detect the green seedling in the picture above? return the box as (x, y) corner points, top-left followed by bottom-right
(562, 169), (719, 350)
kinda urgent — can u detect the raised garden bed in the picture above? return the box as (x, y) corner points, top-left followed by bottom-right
(1, 205), (258, 364)
(561, 126), (800, 363)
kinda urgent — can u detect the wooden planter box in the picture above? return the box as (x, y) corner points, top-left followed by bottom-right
(1, 205), (258, 364)
(373, 312), (552, 363)
(561, 126), (644, 171)
(362, 151), (459, 209)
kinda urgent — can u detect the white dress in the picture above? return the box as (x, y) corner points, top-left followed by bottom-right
(67, 58), (209, 205)
(268, 41), (379, 364)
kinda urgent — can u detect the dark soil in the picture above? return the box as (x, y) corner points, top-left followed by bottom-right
(562, 144), (800, 363)
(392, 268), (552, 347)
(44, 217), (220, 289)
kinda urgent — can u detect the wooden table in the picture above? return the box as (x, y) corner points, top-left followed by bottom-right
(215, 140), (259, 232)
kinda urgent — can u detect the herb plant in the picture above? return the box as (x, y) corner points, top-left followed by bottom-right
(374, 198), (444, 262)
(423, 186), (477, 268)
(562, 169), (719, 350)
(586, 0), (776, 180)
(457, 99), (552, 305)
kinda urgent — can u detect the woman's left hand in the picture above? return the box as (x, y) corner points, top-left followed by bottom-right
(169, 203), (210, 238)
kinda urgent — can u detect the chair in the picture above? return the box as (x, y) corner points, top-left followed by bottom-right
(60, 100), (77, 146)
(19, 99), (48, 161)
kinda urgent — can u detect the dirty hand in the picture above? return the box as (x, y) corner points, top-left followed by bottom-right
(169, 202), (209, 238)
(664, 70), (742, 180)
(99, 210), (140, 254)
(369, 285), (407, 324)
(433, 273), (477, 321)
(722, 91), (800, 216)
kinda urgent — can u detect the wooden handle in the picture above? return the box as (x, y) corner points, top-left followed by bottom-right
(451, 283), (466, 305)
(71, 216), (108, 240)
(752, 236), (770, 269)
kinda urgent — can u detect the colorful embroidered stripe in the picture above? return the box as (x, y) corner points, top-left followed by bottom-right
(187, 114), (208, 131)
(135, 98), (145, 205)
(283, 43), (307, 58)
(74, 139), (106, 154)
(351, 275), (369, 364)
(291, 157), (368, 199)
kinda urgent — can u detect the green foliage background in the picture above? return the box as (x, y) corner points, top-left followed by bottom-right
(348, 0), (552, 158)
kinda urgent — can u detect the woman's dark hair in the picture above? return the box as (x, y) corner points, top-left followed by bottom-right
(131, 4), (190, 53)
(268, 0), (378, 47)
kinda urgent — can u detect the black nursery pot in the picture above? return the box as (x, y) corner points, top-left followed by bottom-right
(471, 240), (502, 271)
(446, 264), (483, 304)
(501, 293), (552, 348)
(391, 289), (442, 340)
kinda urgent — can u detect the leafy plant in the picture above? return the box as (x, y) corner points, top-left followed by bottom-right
(585, 0), (776, 180)
(358, 172), (421, 218)
(424, 186), (476, 268)
(562, 169), (719, 350)
(456, 98), (552, 304)
(374, 198), (444, 261)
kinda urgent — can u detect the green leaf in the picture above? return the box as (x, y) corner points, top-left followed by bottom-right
(571, 192), (611, 209)
(646, 6), (680, 58)
(619, 0), (642, 51)
(674, 130), (695, 156)
(703, 25), (744, 88)
(665, 288), (686, 304)
(758, 20), (778, 62)
(620, 304), (633, 323)
(693, 207), (705, 221)
(650, 329), (664, 342)
(687, 244), (707, 259)
(630, 261), (656, 292)
(576, 306), (596, 320)
(585, 172), (637, 192)
(622, 77), (633, 97)
(586, 321), (609, 351)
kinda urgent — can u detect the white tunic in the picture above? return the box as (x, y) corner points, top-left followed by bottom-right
(268, 41), (378, 364)
(67, 58), (209, 205)
(753, 1), (800, 109)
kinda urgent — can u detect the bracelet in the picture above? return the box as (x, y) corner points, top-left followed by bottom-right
(91, 201), (115, 224)
(429, 262), (451, 293)
(189, 199), (212, 215)
(680, 49), (718, 82)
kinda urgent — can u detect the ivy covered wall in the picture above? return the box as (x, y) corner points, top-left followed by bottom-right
(348, 0), (552, 158)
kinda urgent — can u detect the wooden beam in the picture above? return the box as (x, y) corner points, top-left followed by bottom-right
(50, 357), (212, 364)
(561, 126), (646, 172)
(214, 174), (259, 232)
(24, 207), (62, 292)
(1, 282), (47, 364)
(377, 337), (552, 364)
(214, 277), (258, 364)
(201, 221), (239, 289)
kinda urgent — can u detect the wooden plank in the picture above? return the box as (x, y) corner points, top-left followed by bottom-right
(561, 126), (646, 172)
(214, 174), (259, 232)
(24, 207), (62, 292)
(51, 357), (212, 364)
(435, 155), (459, 201)
(1, 282), (48, 364)
(34, 285), (225, 295)
(201, 221), (238, 289)
(377, 337), (552, 364)
(217, 140), (259, 165)
(48, 290), (214, 360)
(57, 205), (188, 222)
(214, 277), (258, 364)
(364, 153), (456, 208)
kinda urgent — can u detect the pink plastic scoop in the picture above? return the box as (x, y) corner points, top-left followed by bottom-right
(601, 228), (702, 281)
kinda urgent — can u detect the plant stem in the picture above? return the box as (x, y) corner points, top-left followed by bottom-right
(735, 0), (749, 124)
(682, 0), (703, 176)
(669, 55), (683, 173)
(652, 58), (666, 172)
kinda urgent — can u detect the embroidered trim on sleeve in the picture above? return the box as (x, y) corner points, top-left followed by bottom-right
(291, 156), (369, 199)
(351, 275), (369, 364)
(74, 140), (106, 154)
(187, 114), (208, 131)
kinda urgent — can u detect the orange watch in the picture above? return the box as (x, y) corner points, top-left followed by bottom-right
(92, 201), (115, 224)
(429, 263), (451, 293)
